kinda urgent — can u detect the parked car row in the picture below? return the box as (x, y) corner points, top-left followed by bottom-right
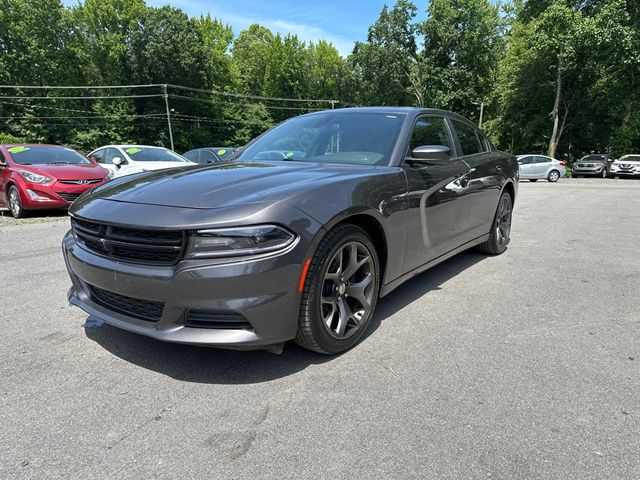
(0, 142), (237, 218)
(517, 152), (640, 182)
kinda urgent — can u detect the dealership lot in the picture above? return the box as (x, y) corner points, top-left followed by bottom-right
(1, 179), (639, 479)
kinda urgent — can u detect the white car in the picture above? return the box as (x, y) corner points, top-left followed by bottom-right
(517, 154), (567, 182)
(609, 154), (640, 178)
(88, 145), (195, 179)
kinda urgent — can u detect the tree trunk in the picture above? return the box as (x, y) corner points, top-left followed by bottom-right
(548, 61), (563, 158)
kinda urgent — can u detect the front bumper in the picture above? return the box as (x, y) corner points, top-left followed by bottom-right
(610, 169), (640, 177)
(62, 229), (309, 349)
(572, 167), (605, 176)
(21, 180), (107, 210)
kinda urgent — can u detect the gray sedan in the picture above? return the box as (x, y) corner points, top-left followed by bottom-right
(62, 107), (518, 354)
(517, 154), (567, 182)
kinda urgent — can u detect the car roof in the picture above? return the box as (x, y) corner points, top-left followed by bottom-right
(1, 143), (69, 148)
(302, 106), (480, 127)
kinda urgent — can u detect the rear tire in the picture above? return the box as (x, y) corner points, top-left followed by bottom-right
(295, 224), (380, 355)
(528, 179), (538, 182)
(548, 170), (560, 182)
(8, 186), (27, 218)
(477, 191), (512, 256)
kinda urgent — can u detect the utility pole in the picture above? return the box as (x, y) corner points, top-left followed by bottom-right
(162, 84), (174, 151)
(330, 100), (337, 109)
(478, 101), (484, 129)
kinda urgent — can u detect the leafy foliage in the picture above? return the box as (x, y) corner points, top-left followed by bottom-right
(0, 0), (638, 159)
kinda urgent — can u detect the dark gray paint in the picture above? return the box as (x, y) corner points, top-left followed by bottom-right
(63, 107), (518, 349)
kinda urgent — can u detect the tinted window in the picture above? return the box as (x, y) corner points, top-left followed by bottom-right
(0, 149), (6, 165)
(6, 145), (90, 165)
(535, 156), (551, 164)
(183, 150), (200, 163)
(237, 112), (406, 166)
(452, 121), (481, 156)
(478, 132), (491, 152)
(407, 116), (453, 154)
(201, 150), (220, 163)
(212, 148), (234, 161)
(124, 147), (188, 163)
(91, 149), (106, 163)
(103, 148), (122, 165)
(518, 156), (534, 165)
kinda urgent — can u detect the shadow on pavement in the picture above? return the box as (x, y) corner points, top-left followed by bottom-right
(84, 250), (486, 384)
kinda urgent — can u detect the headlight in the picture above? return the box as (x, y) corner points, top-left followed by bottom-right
(185, 225), (296, 258)
(18, 170), (53, 184)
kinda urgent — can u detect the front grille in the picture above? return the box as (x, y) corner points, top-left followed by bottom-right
(58, 178), (103, 185)
(71, 218), (185, 265)
(87, 284), (164, 322)
(58, 193), (81, 202)
(184, 310), (253, 330)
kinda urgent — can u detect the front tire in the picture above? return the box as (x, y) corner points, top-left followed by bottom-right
(548, 170), (560, 182)
(477, 191), (513, 256)
(8, 186), (27, 218)
(295, 225), (380, 355)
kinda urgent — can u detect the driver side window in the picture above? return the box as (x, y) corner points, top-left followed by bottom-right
(407, 116), (453, 156)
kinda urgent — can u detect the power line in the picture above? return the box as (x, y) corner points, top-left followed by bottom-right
(0, 94), (164, 100)
(167, 84), (336, 104)
(0, 83), (340, 105)
(169, 94), (324, 111)
(0, 114), (167, 120)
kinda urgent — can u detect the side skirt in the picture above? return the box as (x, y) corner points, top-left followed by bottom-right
(379, 234), (490, 297)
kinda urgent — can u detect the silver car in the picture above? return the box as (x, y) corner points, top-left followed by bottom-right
(517, 154), (567, 182)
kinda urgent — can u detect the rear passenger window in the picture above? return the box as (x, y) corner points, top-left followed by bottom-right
(535, 156), (550, 164)
(452, 120), (482, 156)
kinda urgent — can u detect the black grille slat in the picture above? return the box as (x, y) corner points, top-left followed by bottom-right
(58, 179), (102, 185)
(88, 284), (164, 322)
(184, 310), (253, 330)
(71, 218), (185, 265)
(58, 193), (81, 202)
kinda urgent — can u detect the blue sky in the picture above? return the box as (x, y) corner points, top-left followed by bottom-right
(63, 0), (427, 56)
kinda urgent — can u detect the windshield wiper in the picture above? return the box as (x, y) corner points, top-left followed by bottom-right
(48, 161), (70, 165)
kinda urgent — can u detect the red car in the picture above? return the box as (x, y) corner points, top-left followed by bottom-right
(0, 144), (110, 218)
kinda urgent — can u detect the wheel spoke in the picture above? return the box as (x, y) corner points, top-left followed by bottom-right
(336, 296), (352, 336)
(325, 248), (344, 281)
(345, 273), (372, 312)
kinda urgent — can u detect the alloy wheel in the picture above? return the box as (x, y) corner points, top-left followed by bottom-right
(9, 188), (21, 217)
(549, 171), (560, 182)
(320, 241), (376, 339)
(496, 194), (512, 248)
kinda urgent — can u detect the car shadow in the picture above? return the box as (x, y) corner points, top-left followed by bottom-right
(84, 250), (486, 385)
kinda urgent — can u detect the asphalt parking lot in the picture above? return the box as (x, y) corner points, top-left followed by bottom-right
(1, 179), (639, 479)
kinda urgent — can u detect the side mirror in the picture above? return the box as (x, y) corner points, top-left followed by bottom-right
(409, 145), (451, 165)
(112, 157), (123, 167)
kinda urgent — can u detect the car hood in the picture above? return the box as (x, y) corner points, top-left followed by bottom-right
(22, 163), (108, 180)
(83, 161), (386, 210)
(613, 159), (640, 165)
(135, 161), (195, 170)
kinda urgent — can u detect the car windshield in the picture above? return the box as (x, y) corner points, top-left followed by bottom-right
(6, 145), (90, 165)
(213, 148), (234, 160)
(236, 111), (406, 166)
(124, 147), (188, 162)
(619, 155), (640, 162)
(581, 155), (606, 162)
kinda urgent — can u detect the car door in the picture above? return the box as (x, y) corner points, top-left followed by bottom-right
(450, 120), (502, 240)
(402, 115), (474, 272)
(517, 156), (534, 178)
(91, 148), (116, 176)
(0, 148), (9, 207)
(533, 156), (552, 177)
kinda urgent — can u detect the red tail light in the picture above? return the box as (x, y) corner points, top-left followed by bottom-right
(560, 162), (567, 166)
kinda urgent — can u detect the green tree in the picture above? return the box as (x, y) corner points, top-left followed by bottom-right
(232, 24), (274, 96)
